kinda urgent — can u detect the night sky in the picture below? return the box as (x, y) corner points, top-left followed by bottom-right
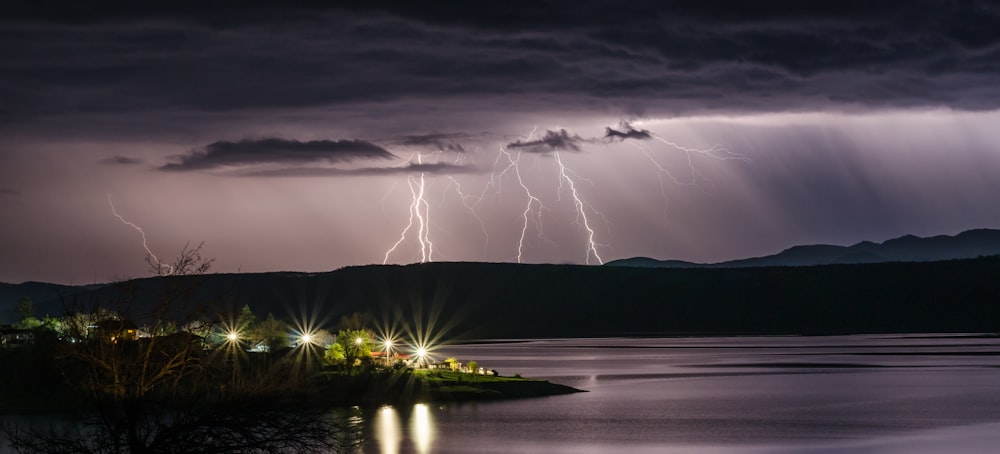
(2, 1), (1000, 284)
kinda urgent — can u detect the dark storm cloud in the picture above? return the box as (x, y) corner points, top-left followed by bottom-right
(101, 155), (144, 165)
(396, 133), (469, 153)
(507, 129), (587, 153)
(161, 138), (395, 171)
(2, 0), (1000, 122)
(243, 162), (476, 178)
(604, 122), (652, 141)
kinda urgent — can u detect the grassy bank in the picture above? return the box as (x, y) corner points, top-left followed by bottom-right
(304, 368), (583, 407)
(413, 370), (583, 401)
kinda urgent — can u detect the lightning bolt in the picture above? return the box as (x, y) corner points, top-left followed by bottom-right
(383, 154), (434, 264)
(500, 126), (548, 263)
(468, 126), (548, 263)
(623, 131), (748, 216)
(107, 194), (174, 275)
(444, 176), (489, 253)
(554, 151), (604, 264)
(627, 141), (686, 215)
(414, 156), (433, 262)
(376, 122), (741, 268)
(650, 133), (747, 190)
(504, 148), (546, 263)
(433, 149), (490, 254)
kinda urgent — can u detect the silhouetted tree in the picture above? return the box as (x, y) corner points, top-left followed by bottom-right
(337, 312), (373, 331)
(15, 296), (33, 320)
(254, 313), (289, 352)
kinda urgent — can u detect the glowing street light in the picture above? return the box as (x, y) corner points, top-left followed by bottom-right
(416, 347), (428, 368)
(384, 339), (394, 366)
(355, 337), (363, 345)
(300, 333), (313, 345)
(226, 331), (239, 342)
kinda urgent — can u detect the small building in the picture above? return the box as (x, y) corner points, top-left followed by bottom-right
(372, 351), (411, 365)
(0, 326), (35, 348)
(91, 319), (139, 343)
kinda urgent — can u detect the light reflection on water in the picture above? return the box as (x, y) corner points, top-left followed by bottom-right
(375, 406), (402, 454)
(411, 404), (434, 453)
(373, 403), (435, 453)
(357, 334), (1000, 453)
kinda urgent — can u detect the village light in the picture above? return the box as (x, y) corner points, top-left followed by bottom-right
(300, 333), (313, 345)
(227, 331), (239, 342)
(383, 339), (394, 366)
(414, 347), (429, 368)
(355, 337), (363, 345)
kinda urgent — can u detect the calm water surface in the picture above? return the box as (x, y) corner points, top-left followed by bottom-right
(360, 334), (1000, 453)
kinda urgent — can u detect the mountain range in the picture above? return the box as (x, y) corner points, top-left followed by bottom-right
(606, 228), (1000, 268)
(2, 229), (999, 337)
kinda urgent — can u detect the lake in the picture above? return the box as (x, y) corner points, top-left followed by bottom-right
(359, 334), (1000, 453)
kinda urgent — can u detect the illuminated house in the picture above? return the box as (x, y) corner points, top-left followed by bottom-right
(371, 351), (411, 365)
(0, 326), (35, 348)
(91, 319), (139, 343)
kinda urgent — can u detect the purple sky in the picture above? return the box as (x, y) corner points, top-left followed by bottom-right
(2, 1), (1000, 284)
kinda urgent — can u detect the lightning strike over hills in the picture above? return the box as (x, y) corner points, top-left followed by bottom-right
(505, 148), (546, 263)
(554, 151), (604, 264)
(107, 194), (174, 275)
(382, 154), (434, 264)
(375, 123), (744, 267)
(414, 157), (433, 262)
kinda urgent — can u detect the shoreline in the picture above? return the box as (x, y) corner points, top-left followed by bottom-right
(0, 369), (585, 416)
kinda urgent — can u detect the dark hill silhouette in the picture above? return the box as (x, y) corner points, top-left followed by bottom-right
(0, 281), (107, 321)
(3, 257), (1000, 338)
(607, 228), (1000, 268)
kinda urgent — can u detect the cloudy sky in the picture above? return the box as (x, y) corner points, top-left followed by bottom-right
(2, 1), (1000, 284)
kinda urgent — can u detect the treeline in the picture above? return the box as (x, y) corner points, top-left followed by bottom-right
(210, 256), (1000, 337)
(18, 256), (1000, 339)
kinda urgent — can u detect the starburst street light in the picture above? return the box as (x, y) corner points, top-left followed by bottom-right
(226, 331), (239, 342)
(415, 347), (428, 368)
(300, 333), (313, 346)
(383, 339), (394, 366)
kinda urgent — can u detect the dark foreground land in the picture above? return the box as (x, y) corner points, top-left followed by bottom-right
(0, 346), (580, 416)
(9, 256), (1000, 338)
(0, 342), (581, 453)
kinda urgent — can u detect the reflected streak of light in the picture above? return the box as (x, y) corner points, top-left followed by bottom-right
(375, 405), (402, 454)
(411, 403), (435, 454)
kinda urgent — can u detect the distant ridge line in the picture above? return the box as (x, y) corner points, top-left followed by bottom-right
(606, 228), (1000, 269)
